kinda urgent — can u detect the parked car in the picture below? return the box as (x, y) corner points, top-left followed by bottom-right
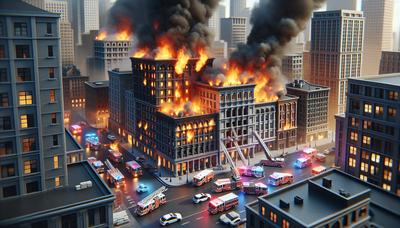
(159, 213), (182, 226)
(136, 184), (149, 193)
(192, 193), (211, 204)
(219, 211), (241, 226)
(316, 153), (327, 162)
(107, 134), (117, 142)
(135, 155), (146, 162)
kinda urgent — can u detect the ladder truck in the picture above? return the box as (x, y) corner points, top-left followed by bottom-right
(231, 128), (264, 178)
(212, 141), (242, 193)
(104, 159), (125, 188)
(253, 131), (285, 167)
(136, 186), (168, 216)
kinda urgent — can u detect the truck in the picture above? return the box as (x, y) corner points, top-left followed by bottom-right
(259, 157), (285, 168)
(125, 160), (142, 177)
(212, 178), (243, 193)
(193, 169), (215, 186)
(136, 186), (168, 216)
(105, 159), (125, 188)
(303, 148), (318, 158)
(312, 165), (327, 175)
(253, 131), (286, 167)
(86, 133), (100, 150)
(108, 149), (123, 163)
(238, 166), (264, 178)
(268, 172), (293, 186)
(92, 160), (105, 173)
(208, 193), (239, 215)
(294, 157), (312, 169)
(242, 182), (268, 195)
(69, 124), (82, 135)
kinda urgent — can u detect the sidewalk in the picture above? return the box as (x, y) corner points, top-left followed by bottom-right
(120, 133), (334, 187)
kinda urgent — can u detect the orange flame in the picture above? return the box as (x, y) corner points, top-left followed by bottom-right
(254, 76), (279, 103)
(224, 67), (243, 86)
(133, 48), (149, 58)
(155, 39), (174, 60)
(95, 31), (107, 41)
(195, 49), (208, 72)
(116, 30), (131, 41)
(175, 49), (190, 75)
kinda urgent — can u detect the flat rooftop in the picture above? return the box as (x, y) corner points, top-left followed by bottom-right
(85, 80), (109, 88)
(248, 169), (400, 227)
(286, 80), (329, 92)
(65, 129), (83, 152)
(355, 73), (400, 87)
(0, 0), (58, 17)
(0, 162), (114, 225)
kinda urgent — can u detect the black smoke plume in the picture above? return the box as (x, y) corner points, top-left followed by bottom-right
(108, 0), (220, 53)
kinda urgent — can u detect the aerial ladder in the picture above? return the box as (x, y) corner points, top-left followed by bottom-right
(104, 159), (125, 187)
(253, 131), (285, 167)
(136, 186), (168, 216)
(253, 131), (273, 160)
(230, 127), (250, 166)
(219, 140), (240, 181)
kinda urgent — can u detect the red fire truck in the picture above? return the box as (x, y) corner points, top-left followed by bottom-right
(193, 169), (215, 186)
(242, 182), (268, 195)
(212, 178), (243, 193)
(208, 193), (239, 215)
(136, 186), (168, 216)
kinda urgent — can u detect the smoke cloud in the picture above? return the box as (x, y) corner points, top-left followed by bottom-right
(108, 0), (220, 53)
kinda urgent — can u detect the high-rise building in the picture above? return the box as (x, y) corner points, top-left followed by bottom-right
(282, 53), (303, 81)
(220, 17), (247, 55)
(70, 0), (100, 45)
(310, 10), (364, 129)
(85, 81), (109, 129)
(62, 65), (89, 118)
(21, 0), (44, 8)
(275, 95), (298, 150)
(99, 0), (114, 28)
(326, 0), (360, 10)
(286, 80), (330, 145)
(379, 51), (400, 74)
(230, 0), (246, 17)
(0, 2), (114, 227)
(45, 0), (75, 66)
(211, 40), (228, 60)
(362, 0), (394, 75)
(207, 4), (225, 41)
(245, 169), (400, 228)
(343, 74), (400, 195)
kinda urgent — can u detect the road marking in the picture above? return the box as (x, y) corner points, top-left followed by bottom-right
(195, 216), (203, 220)
(168, 194), (191, 203)
(182, 209), (208, 220)
(181, 221), (190, 226)
(215, 221), (220, 225)
(239, 210), (245, 213)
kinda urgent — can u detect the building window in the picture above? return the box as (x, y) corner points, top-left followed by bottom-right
(51, 113), (57, 124)
(23, 159), (37, 174)
(26, 181), (39, 193)
(18, 91), (33, 105)
(371, 153), (380, 163)
(22, 136), (35, 153)
(360, 174), (367, 181)
(363, 120), (371, 129)
(0, 68), (7, 82)
(14, 22), (28, 36)
(361, 151), (369, 160)
(348, 157), (356, 168)
(48, 68), (55, 79)
(46, 22), (52, 34)
(388, 91), (398, 101)
(383, 183), (391, 191)
(0, 116), (12, 130)
(3, 185), (17, 198)
(362, 135), (371, 145)
(16, 68), (31, 81)
(99, 206), (106, 224)
(48, 46), (54, 57)
(384, 157), (393, 167)
(20, 114), (34, 128)
(15, 45), (30, 58)
(31, 220), (48, 228)
(52, 135), (58, 146)
(282, 219), (290, 228)
(0, 93), (9, 107)
(388, 107), (397, 118)
(55, 176), (61, 187)
(269, 211), (277, 223)
(0, 22), (4, 36)
(383, 170), (392, 181)
(0, 141), (13, 156)
(360, 162), (368, 172)
(350, 131), (358, 141)
(349, 146), (357, 155)
(53, 155), (59, 169)
(1, 163), (15, 178)
(261, 206), (265, 216)
(62, 213), (77, 228)
(364, 104), (372, 113)
(50, 89), (56, 103)
(375, 105), (383, 115)
(88, 208), (96, 226)
(0, 45), (5, 58)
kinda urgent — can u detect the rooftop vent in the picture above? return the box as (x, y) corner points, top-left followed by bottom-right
(322, 178), (332, 188)
(75, 180), (93, 191)
(294, 196), (303, 205)
(279, 199), (290, 209)
(339, 188), (351, 197)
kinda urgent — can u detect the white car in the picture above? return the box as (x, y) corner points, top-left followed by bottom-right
(219, 211), (241, 226)
(192, 193), (211, 204)
(107, 134), (117, 141)
(159, 213), (182, 226)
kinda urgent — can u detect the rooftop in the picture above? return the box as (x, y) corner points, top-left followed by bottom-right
(65, 129), (83, 152)
(247, 169), (400, 227)
(286, 80), (330, 92)
(85, 80), (109, 88)
(353, 73), (400, 87)
(0, 162), (114, 226)
(0, 0), (58, 17)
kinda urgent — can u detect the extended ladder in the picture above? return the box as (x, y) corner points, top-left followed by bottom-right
(138, 186), (168, 206)
(230, 127), (249, 166)
(105, 159), (115, 170)
(220, 140), (241, 181)
(253, 131), (273, 161)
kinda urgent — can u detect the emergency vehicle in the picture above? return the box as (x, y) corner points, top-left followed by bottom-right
(312, 165), (327, 175)
(105, 159), (125, 188)
(69, 124), (82, 135)
(125, 160), (142, 177)
(295, 157), (312, 169)
(268, 172), (293, 186)
(208, 193), (239, 215)
(92, 160), (104, 173)
(242, 182), (268, 195)
(108, 149), (123, 163)
(315, 153), (326, 162)
(193, 169), (215, 186)
(253, 131), (285, 167)
(303, 148), (317, 158)
(212, 178), (243, 193)
(238, 166), (264, 178)
(136, 186), (168, 216)
(86, 133), (100, 150)
(260, 157), (285, 167)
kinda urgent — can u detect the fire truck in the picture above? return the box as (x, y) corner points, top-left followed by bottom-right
(208, 193), (239, 215)
(242, 182), (268, 195)
(105, 159), (125, 188)
(193, 169), (215, 186)
(268, 172), (293, 186)
(125, 160), (143, 177)
(238, 165), (264, 178)
(136, 186), (168, 216)
(253, 131), (286, 167)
